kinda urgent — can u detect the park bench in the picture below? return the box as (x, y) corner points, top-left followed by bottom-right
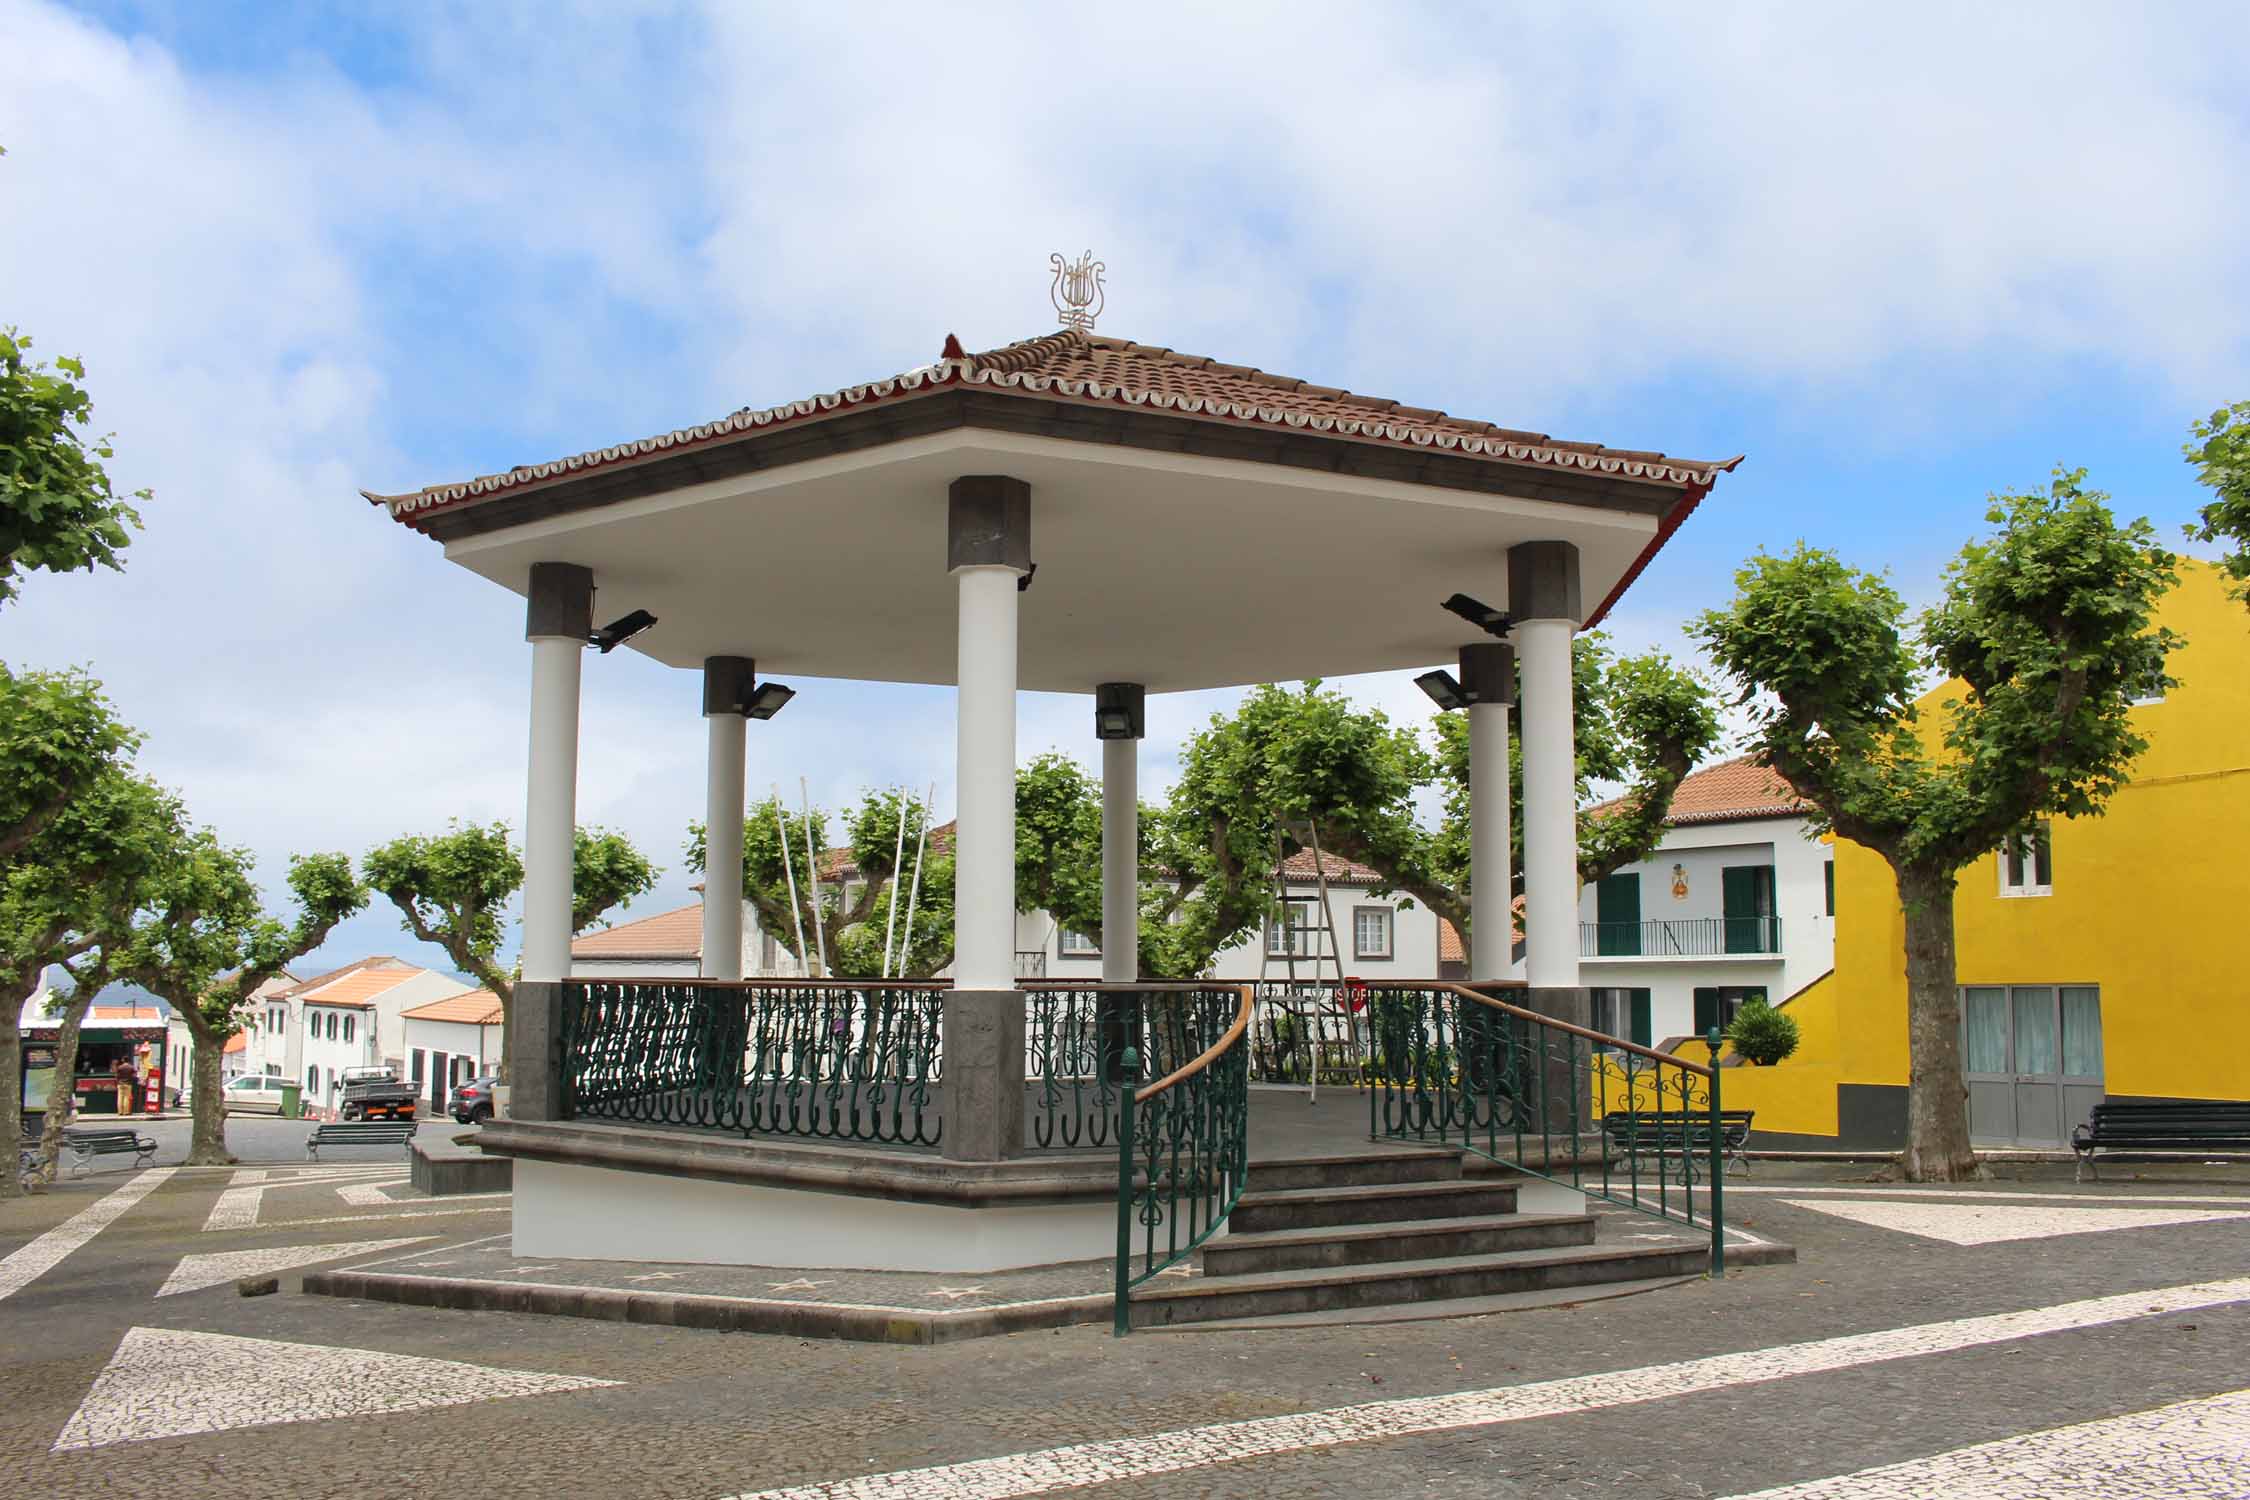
(1601, 1108), (1755, 1182)
(2070, 1100), (2250, 1181)
(306, 1120), (419, 1161)
(59, 1127), (160, 1176)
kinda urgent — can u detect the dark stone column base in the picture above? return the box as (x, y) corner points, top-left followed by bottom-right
(941, 989), (1027, 1162)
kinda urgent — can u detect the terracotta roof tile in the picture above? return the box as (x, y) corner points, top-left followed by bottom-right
(367, 330), (1739, 540)
(1438, 919), (1465, 964)
(276, 956), (407, 999)
(1592, 754), (1813, 827)
(293, 967), (429, 1011)
(223, 1032), (247, 1054)
(400, 989), (506, 1025)
(571, 903), (703, 959)
(818, 822), (956, 882)
(1276, 848), (1384, 887)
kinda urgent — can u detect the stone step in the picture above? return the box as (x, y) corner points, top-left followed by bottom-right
(1146, 1273), (1698, 1332)
(1202, 1212), (1595, 1276)
(1244, 1148), (1464, 1194)
(1229, 1178), (1521, 1234)
(1130, 1243), (1712, 1328)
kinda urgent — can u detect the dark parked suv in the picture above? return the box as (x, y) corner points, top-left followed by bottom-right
(449, 1075), (499, 1124)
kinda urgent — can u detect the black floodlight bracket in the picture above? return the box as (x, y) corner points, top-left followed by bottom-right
(745, 682), (796, 720)
(1441, 594), (1513, 639)
(588, 609), (658, 653)
(1414, 669), (1473, 712)
(1094, 682), (1146, 741)
(1018, 562), (1038, 593)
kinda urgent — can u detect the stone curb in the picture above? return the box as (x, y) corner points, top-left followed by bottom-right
(300, 1269), (1109, 1344)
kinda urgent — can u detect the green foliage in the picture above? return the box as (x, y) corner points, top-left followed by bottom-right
(2184, 400), (2250, 610)
(1725, 999), (1800, 1066)
(1014, 753), (1103, 937)
(0, 328), (147, 607)
(367, 821), (657, 998)
(124, 835), (368, 1037)
(690, 788), (952, 978)
(1693, 471), (2177, 1176)
(0, 663), (138, 867)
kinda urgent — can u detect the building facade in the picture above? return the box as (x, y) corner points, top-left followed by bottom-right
(399, 989), (507, 1109)
(1578, 757), (1835, 1048)
(1721, 562), (2249, 1149)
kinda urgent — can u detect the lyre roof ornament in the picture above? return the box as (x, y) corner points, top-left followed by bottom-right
(1049, 250), (1105, 334)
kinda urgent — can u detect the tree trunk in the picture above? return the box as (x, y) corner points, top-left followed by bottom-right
(182, 1020), (233, 1166)
(0, 1010), (20, 1201)
(32, 998), (92, 1189)
(1897, 862), (1983, 1182)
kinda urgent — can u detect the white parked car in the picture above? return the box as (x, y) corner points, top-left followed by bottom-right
(222, 1075), (289, 1115)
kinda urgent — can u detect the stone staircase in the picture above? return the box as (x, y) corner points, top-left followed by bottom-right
(1127, 1147), (1712, 1329)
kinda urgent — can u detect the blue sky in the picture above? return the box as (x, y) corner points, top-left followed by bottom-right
(5, 1), (2246, 978)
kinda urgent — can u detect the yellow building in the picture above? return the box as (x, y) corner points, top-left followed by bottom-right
(1718, 560), (2250, 1149)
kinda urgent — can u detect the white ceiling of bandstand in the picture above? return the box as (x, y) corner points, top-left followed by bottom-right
(440, 430), (1665, 698)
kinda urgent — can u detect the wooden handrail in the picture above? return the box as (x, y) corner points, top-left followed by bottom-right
(1435, 981), (1716, 1080)
(1135, 985), (1255, 1103)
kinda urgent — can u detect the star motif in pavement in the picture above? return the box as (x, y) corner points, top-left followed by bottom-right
(498, 1265), (558, 1275)
(766, 1278), (834, 1294)
(407, 1260), (457, 1268)
(927, 1285), (990, 1301)
(626, 1271), (683, 1282)
(1155, 1264), (1198, 1278)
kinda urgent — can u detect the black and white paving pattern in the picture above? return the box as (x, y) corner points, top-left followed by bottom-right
(0, 1156), (2245, 1498)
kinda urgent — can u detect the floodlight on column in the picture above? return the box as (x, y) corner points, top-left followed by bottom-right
(1414, 669), (1472, 712)
(745, 682), (795, 720)
(1094, 682), (1145, 741)
(1441, 594), (1513, 639)
(588, 609), (657, 653)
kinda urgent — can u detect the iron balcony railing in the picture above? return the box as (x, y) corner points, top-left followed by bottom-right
(556, 977), (1236, 1156)
(1582, 915), (1783, 957)
(1364, 981), (1728, 1274)
(1013, 950), (1048, 979)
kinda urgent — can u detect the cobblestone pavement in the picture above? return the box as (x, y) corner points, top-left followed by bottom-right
(1, 1160), (2246, 1498)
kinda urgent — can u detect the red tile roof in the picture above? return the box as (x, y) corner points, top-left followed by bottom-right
(1592, 754), (1813, 827)
(571, 903), (703, 959)
(365, 331), (1739, 631)
(400, 989), (506, 1025)
(1276, 848), (1384, 887)
(818, 822), (956, 882)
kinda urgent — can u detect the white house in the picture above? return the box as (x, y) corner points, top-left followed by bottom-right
(399, 989), (507, 1109)
(165, 971), (294, 1090)
(1576, 755), (1834, 1048)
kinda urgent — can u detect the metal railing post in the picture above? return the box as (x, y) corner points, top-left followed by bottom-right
(1113, 1041), (1140, 1338)
(1705, 1025), (1725, 1278)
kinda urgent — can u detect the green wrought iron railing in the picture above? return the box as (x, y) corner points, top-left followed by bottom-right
(560, 979), (947, 1148)
(1582, 915), (1783, 957)
(1367, 982), (1727, 1274)
(1021, 983), (1127, 1150)
(1113, 984), (1255, 1336)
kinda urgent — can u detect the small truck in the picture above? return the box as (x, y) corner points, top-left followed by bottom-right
(337, 1065), (418, 1122)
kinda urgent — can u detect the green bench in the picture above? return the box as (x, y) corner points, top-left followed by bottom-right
(2070, 1100), (2250, 1181)
(1601, 1108), (1756, 1181)
(61, 1127), (160, 1176)
(306, 1120), (418, 1161)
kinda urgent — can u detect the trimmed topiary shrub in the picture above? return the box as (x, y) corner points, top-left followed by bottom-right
(1726, 999), (1801, 1066)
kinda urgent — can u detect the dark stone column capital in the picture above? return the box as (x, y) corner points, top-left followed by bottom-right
(948, 476), (1032, 573)
(702, 656), (757, 718)
(1458, 644), (1516, 707)
(526, 562), (594, 642)
(1507, 541), (1582, 624)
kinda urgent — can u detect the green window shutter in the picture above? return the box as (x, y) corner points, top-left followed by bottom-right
(1824, 861), (1835, 917)
(1596, 872), (1642, 955)
(1629, 989), (1653, 1048)
(1722, 865), (1775, 952)
(1693, 987), (1720, 1035)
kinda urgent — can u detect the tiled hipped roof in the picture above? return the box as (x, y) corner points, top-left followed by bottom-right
(1591, 754), (1813, 827)
(367, 330), (1738, 530)
(571, 904), (704, 960)
(400, 989), (506, 1026)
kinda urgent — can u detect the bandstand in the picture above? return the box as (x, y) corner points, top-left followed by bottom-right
(364, 306), (1743, 1327)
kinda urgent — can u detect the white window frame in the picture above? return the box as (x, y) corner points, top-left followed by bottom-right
(1266, 900), (1317, 956)
(1998, 822), (2054, 898)
(1058, 927), (1101, 957)
(2128, 665), (2166, 706)
(1352, 905), (1394, 961)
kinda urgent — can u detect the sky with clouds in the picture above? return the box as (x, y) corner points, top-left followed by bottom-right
(4, 0), (2245, 978)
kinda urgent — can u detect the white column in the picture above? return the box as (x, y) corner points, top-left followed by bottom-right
(1102, 736), (1138, 983)
(1467, 698), (1512, 980)
(954, 565), (1019, 992)
(701, 712), (746, 980)
(1516, 616), (1579, 987)
(521, 634), (583, 983)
